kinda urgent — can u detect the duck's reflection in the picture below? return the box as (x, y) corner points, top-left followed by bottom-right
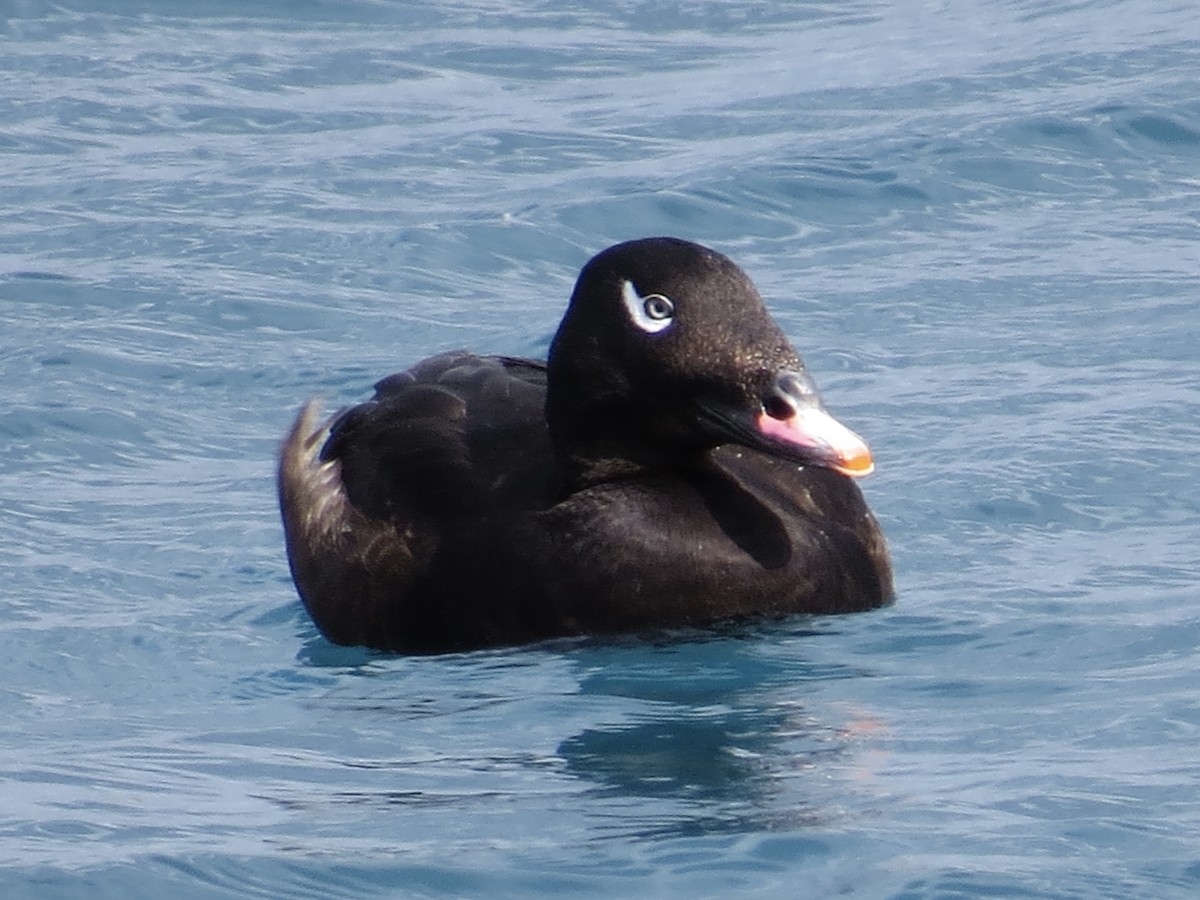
(556, 626), (886, 838)
(562, 713), (776, 802)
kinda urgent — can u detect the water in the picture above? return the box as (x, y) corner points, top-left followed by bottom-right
(3, 0), (1199, 896)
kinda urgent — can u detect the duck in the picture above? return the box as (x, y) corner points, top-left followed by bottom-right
(278, 237), (892, 653)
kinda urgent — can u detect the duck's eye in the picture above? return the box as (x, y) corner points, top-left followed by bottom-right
(642, 294), (674, 321)
(621, 280), (674, 334)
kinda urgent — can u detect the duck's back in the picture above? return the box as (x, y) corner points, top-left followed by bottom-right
(325, 352), (554, 520)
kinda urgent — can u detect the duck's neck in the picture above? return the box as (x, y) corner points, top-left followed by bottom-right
(545, 340), (715, 491)
(546, 393), (708, 493)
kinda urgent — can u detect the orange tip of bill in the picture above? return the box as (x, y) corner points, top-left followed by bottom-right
(832, 447), (875, 478)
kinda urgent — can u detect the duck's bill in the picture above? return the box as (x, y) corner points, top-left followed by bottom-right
(752, 405), (874, 477)
(697, 389), (875, 478)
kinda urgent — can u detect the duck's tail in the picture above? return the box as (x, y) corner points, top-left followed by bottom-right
(277, 401), (415, 648)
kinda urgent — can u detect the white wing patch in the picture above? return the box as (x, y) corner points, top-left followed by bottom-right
(621, 279), (674, 334)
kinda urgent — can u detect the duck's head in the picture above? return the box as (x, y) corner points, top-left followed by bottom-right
(546, 237), (874, 483)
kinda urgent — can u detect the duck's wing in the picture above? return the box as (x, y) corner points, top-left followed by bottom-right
(323, 351), (553, 519)
(277, 352), (553, 648)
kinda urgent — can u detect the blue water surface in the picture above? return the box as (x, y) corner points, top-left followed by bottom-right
(3, 1), (1199, 897)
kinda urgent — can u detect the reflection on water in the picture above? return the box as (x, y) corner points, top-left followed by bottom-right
(556, 629), (889, 839)
(260, 623), (894, 851)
